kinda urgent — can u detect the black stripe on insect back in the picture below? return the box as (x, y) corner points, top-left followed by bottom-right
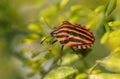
(55, 30), (93, 42)
(69, 38), (85, 43)
(60, 39), (69, 44)
(56, 35), (68, 38)
(60, 37), (85, 44)
(53, 26), (93, 38)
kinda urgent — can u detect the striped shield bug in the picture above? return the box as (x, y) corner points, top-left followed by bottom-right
(51, 21), (95, 62)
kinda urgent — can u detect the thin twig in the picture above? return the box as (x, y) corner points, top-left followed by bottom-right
(87, 60), (101, 74)
(87, 57), (108, 75)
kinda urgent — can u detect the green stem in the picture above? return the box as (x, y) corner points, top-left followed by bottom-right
(87, 57), (108, 75)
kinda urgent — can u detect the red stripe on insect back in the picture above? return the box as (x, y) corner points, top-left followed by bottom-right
(59, 21), (93, 35)
(54, 32), (91, 44)
(53, 27), (94, 41)
(52, 25), (94, 39)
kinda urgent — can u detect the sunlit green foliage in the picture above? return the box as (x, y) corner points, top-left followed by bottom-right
(43, 67), (77, 79)
(1, 0), (120, 79)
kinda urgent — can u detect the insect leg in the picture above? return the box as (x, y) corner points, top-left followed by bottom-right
(59, 45), (64, 64)
(71, 47), (78, 54)
(51, 40), (57, 44)
(71, 47), (82, 58)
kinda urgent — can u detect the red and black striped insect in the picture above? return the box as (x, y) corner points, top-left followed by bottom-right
(51, 21), (95, 61)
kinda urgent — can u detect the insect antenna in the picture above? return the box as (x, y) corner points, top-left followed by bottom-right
(43, 18), (53, 29)
(40, 36), (49, 44)
(40, 17), (56, 44)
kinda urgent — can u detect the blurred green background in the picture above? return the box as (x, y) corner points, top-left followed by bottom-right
(0, 0), (120, 79)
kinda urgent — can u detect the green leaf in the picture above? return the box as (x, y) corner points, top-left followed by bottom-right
(109, 30), (120, 49)
(28, 23), (41, 33)
(112, 47), (120, 54)
(60, 0), (69, 8)
(89, 73), (120, 79)
(94, 5), (105, 13)
(44, 52), (54, 59)
(108, 20), (120, 27)
(75, 73), (87, 79)
(100, 48), (120, 72)
(43, 67), (77, 79)
(104, 0), (117, 16)
(61, 53), (80, 65)
(100, 32), (109, 44)
(71, 5), (82, 12)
